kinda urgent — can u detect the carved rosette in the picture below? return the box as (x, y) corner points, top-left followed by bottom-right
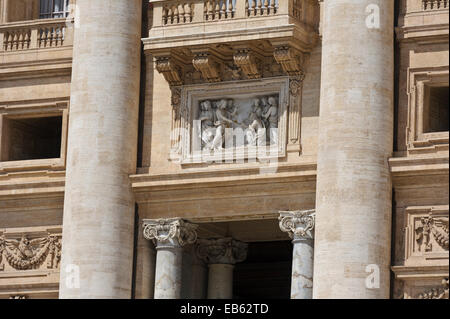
(143, 218), (198, 248)
(279, 209), (316, 241)
(0, 234), (62, 271)
(196, 238), (248, 265)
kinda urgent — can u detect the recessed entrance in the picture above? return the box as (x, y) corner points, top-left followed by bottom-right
(233, 240), (292, 299)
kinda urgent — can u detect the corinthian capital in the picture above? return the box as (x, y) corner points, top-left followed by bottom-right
(196, 238), (248, 265)
(279, 209), (316, 240)
(143, 218), (198, 248)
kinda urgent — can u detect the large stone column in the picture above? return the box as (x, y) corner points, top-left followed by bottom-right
(279, 210), (315, 299)
(143, 218), (198, 299)
(197, 238), (248, 299)
(59, 0), (142, 298)
(314, 0), (394, 298)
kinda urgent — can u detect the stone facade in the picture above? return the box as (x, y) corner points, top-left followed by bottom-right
(0, 0), (447, 299)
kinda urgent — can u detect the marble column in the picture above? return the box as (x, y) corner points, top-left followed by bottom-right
(143, 218), (198, 299)
(197, 238), (248, 299)
(59, 0), (142, 299)
(314, 0), (394, 298)
(279, 210), (315, 299)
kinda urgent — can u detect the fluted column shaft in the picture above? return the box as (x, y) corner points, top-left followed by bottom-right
(59, 0), (142, 299)
(314, 0), (394, 298)
(143, 218), (198, 299)
(197, 238), (248, 299)
(279, 210), (315, 299)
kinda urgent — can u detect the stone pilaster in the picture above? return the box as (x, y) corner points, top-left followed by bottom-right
(314, 0), (394, 298)
(196, 238), (248, 299)
(279, 210), (315, 299)
(143, 218), (198, 299)
(59, 0), (142, 299)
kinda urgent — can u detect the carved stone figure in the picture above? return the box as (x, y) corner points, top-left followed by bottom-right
(197, 94), (279, 150)
(263, 96), (279, 145)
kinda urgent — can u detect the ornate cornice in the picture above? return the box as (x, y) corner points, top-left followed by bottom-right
(142, 218), (198, 248)
(279, 209), (316, 240)
(196, 238), (248, 265)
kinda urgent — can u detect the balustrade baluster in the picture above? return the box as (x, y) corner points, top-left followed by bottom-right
(257, 0), (262, 15)
(179, 4), (185, 23)
(207, 0), (214, 21)
(185, 3), (192, 22)
(269, 0), (275, 14)
(227, 0), (233, 18)
(220, 0), (226, 19)
(215, 0), (220, 20)
(163, 6), (168, 25)
(251, 0), (256, 16)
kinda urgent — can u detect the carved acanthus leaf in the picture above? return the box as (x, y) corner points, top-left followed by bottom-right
(233, 49), (261, 79)
(192, 53), (221, 83)
(279, 209), (316, 240)
(196, 238), (248, 265)
(143, 218), (198, 247)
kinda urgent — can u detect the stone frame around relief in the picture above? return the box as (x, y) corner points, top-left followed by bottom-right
(177, 77), (290, 164)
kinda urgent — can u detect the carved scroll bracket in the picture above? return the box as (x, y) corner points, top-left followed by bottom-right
(154, 55), (183, 86)
(233, 48), (261, 79)
(192, 51), (221, 83)
(273, 45), (305, 77)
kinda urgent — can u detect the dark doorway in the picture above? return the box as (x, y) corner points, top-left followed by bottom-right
(233, 241), (292, 299)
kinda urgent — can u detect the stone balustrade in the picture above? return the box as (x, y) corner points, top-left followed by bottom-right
(151, 0), (318, 28)
(423, 0), (448, 10)
(0, 18), (71, 52)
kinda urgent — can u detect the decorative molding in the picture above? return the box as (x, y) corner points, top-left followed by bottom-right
(273, 46), (304, 77)
(170, 86), (183, 158)
(0, 233), (61, 271)
(196, 238), (248, 265)
(233, 49), (261, 79)
(192, 52), (221, 83)
(279, 209), (316, 240)
(155, 56), (183, 86)
(142, 218), (198, 247)
(417, 278), (449, 299)
(288, 75), (305, 145)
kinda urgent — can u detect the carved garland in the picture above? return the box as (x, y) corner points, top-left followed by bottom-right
(0, 234), (62, 271)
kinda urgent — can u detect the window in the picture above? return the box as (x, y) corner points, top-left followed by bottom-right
(1, 116), (62, 161)
(39, 0), (69, 19)
(424, 86), (449, 133)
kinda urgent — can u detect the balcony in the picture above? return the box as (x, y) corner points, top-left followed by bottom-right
(0, 17), (73, 79)
(144, 0), (320, 86)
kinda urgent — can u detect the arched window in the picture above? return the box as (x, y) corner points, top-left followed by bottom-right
(39, 0), (69, 19)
